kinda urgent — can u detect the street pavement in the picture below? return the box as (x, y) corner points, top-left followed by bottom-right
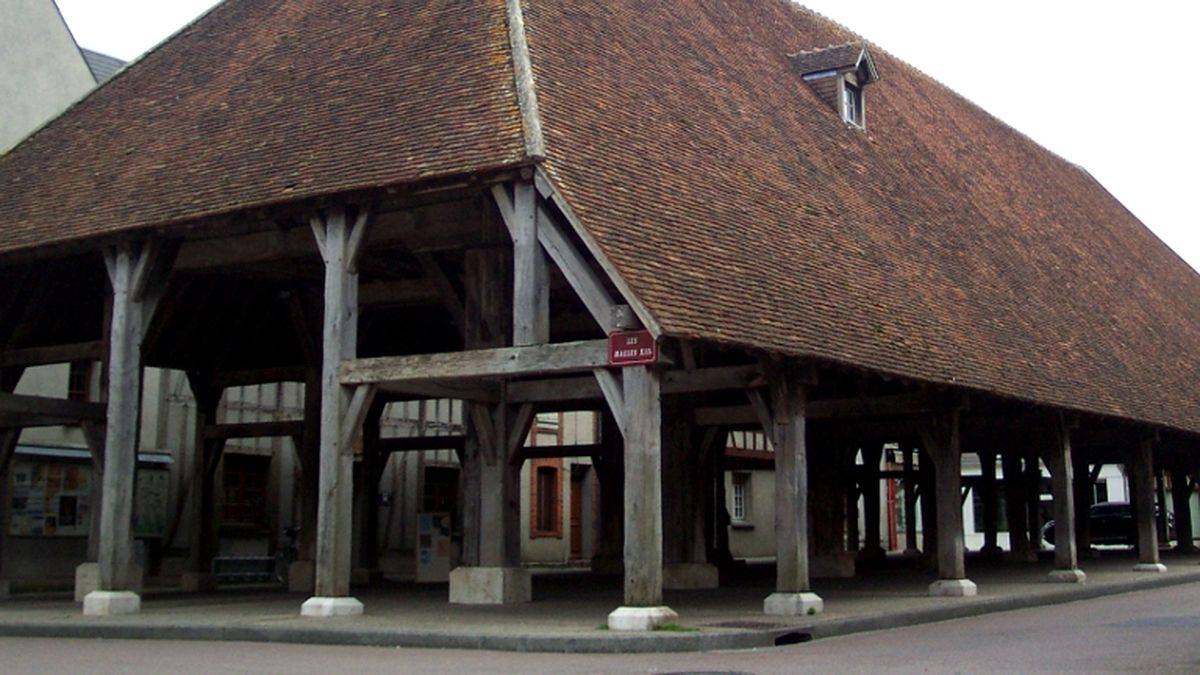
(4, 581), (1200, 673)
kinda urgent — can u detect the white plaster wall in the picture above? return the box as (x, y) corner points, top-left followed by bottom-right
(0, 0), (97, 153)
(726, 469), (775, 559)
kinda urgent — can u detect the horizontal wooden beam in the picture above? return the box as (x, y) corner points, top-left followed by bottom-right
(341, 339), (621, 386)
(696, 392), (961, 427)
(515, 444), (602, 463)
(507, 364), (763, 404)
(175, 200), (490, 270)
(378, 435), (466, 453)
(377, 381), (500, 404)
(203, 420), (305, 441)
(0, 392), (107, 427)
(0, 341), (105, 368)
(211, 367), (307, 390)
(359, 280), (440, 307)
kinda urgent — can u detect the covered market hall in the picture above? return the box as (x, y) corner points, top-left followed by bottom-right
(0, 0), (1198, 632)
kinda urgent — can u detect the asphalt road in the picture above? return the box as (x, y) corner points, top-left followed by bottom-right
(4, 582), (1200, 674)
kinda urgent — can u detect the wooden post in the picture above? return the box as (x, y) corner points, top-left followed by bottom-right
(903, 446), (918, 554)
(1131, 438), (1165, 571)
(182, 373), (221, 592)
(448, 246), (531, 605)
(761, 365), (823, 616)
(607, 364), (677, 630)
(1170, 468), (1194, 553)
(919, 447), (938, 562)
(302, 207), (369, 617)
(923, 411), (975, 596)
(504, 182), (549, 346)
(1072, 454), (1094, 559)
(87, 240), (174, 616)
(590, 410), (624, 575)
(979, 450), (1000, 557)
(1025, 450), (1043, 551)
(1002, 451), (1033, 561)
(861, 443), (884, 560)
(1043, 416), (1083, 582)
(661, 395), (718, 590)
(0, 367), (23, 594)
(357, 400), (386, 572)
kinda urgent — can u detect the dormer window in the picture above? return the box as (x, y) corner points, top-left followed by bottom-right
(791, 42), (880, 130)
(842, 81), (864, 127)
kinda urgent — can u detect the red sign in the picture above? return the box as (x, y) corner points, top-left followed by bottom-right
(608, 330), (658, 366)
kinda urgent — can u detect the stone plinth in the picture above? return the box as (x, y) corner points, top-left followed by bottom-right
(448, 567), (531, 605)
(607, 606), (678, 631)
(763, 592), (824, 616)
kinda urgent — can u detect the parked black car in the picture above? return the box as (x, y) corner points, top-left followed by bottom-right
(1042, 501), (1173, 547)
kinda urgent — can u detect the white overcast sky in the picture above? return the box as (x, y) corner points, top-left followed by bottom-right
(57, 0), (1199, 273)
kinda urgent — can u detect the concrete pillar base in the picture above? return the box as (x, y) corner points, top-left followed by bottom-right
(662, 563), (719, 590)
(180, 572), (217, 593)
(82, 591), (141, 616)
(763, 592), (824, 616)
(1133, 563), (1167, 573)
(928, 579), (977, 597)
(300, 596), (364, 617)
(607, 605), (679, 631)
(1047, 568), (1086, 584)
(288, 560), (315, 593)
(448, 566), (531, 605)
(75, 562), (143, 603)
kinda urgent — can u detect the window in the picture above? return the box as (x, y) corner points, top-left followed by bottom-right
(731, 472), (751, 523)
(67, 361), (91, 402)
(530, 460), (562, 538)
(842, 81), (864, 127)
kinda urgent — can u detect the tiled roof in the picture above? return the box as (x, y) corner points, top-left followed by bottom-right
(525, 0), (1200, 434)
(0, 0), (527, 253)
(0, 0), (1197, 437)
(79, 48), (124, 83)
(791, 42), (866, 76)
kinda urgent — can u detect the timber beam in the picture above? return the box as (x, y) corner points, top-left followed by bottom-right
(696, 391), (966, 426)
(513, 444), (603, 464)
(505, 364), (763, 404)
(0, 392), (106, 427)
(203, 420), (306, 442)
(340, 339), (635, 386)
(0, 341), (105, 369)
(379, 435), (466, 453)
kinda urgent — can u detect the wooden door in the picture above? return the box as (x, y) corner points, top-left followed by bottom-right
(570, 473), (585, 558)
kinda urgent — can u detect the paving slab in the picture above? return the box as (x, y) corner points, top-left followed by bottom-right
(0, 551), (1197, 653)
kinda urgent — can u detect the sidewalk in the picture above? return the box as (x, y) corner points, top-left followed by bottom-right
(0, 551), (1197, 653)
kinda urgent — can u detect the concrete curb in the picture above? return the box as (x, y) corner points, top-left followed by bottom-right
(804, 569), (1200, 641)
(1, 571), (1198, 653)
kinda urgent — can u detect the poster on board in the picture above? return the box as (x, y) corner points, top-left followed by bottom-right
(416, 512), (452, 583)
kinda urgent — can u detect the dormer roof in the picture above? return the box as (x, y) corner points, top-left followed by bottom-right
(791, 42), (879, 82)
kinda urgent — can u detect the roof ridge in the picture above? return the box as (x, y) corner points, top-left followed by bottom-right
(791, 41), (862, 56)
(504, 0), (545, 160)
